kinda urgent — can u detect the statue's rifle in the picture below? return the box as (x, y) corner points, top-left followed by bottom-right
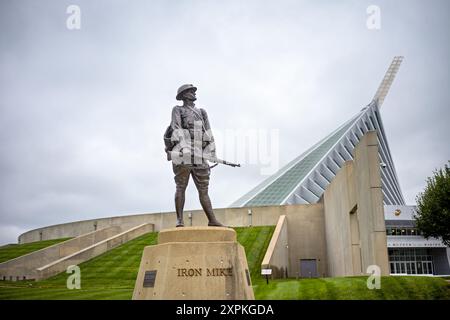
(167, 147), (240, 169)
(164, 106), (240, 168)
(176, 105), (240, 168)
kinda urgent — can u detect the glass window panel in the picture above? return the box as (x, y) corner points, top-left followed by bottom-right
(417, 263), (423, 274)
(423, 263), (428, 274)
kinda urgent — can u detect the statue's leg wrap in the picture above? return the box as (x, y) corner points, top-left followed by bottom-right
(173, 164), (191, 227)
(192, 167), (223, 227)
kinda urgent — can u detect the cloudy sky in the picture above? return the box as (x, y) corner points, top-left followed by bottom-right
(1, 0), (449, 245)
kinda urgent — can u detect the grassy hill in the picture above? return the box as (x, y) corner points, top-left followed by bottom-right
(1, 226), (449, 300)
(0, 226), (274, 299)
(0, 238), (71, 264)
(254, 276), (450, 300)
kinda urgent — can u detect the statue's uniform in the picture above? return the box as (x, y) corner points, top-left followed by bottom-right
(170, 104), (214, 188)
(170, 104), (220, 226)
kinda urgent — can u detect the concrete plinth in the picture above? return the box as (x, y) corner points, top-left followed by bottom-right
(132, 227), (254, 300)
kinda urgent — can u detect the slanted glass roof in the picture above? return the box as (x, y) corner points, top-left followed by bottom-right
(239, 111), (363, 207)
(231, 57), (408, 208)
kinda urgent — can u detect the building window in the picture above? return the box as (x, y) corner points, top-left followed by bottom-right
(386, 227), (420, 236)
(388, 248), (434, 275)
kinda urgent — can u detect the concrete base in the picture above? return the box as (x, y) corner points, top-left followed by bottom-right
(132, 227), (254, 300)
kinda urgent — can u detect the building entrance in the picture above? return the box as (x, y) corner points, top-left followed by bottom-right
(388, 248), (434, 275)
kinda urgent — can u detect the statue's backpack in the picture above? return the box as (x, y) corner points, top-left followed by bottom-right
(163, 125), (174, 161)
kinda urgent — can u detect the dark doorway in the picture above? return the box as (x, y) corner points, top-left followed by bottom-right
(300, 259), (318, 278)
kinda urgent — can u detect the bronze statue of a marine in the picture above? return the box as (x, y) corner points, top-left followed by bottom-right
(164, 84), (240, 228)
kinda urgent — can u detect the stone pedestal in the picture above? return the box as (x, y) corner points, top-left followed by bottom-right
(132, 227), (254, 300)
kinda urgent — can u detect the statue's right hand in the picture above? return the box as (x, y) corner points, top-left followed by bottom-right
(181, 148), (191, 157)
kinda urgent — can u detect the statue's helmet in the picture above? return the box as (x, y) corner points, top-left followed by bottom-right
(176, 84), (197, 100)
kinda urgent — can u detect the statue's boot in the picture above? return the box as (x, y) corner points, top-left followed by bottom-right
(176, 211), (184, 227)
(198, 188), (224, 227)
(205, 210), (224, 227)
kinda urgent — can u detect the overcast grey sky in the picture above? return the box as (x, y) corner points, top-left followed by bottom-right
(1, 0), (449, 245)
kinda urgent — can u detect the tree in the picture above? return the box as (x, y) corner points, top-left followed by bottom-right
(414, 161), (450, 246)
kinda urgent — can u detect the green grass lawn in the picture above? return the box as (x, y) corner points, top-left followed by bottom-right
(234, 226), (274, 282)
(254, 276), (450, 300)
(2, 226), (448, 300)
(0, 226), (274, 300)
(0, 238), (71, 263)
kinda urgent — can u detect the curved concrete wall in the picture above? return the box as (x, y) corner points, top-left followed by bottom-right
(18, 213), (162, 244)
(19, 205), (291, 244)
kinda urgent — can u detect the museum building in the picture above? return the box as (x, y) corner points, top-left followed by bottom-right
(2, 57), (448, 281)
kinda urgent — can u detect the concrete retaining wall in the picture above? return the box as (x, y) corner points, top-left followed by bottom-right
(261, 215), (289, 279)
(1, 223), (154, 281)
(36, 223), (154, 280)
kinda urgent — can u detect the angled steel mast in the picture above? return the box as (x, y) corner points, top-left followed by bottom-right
(372, 56), (404, 107)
